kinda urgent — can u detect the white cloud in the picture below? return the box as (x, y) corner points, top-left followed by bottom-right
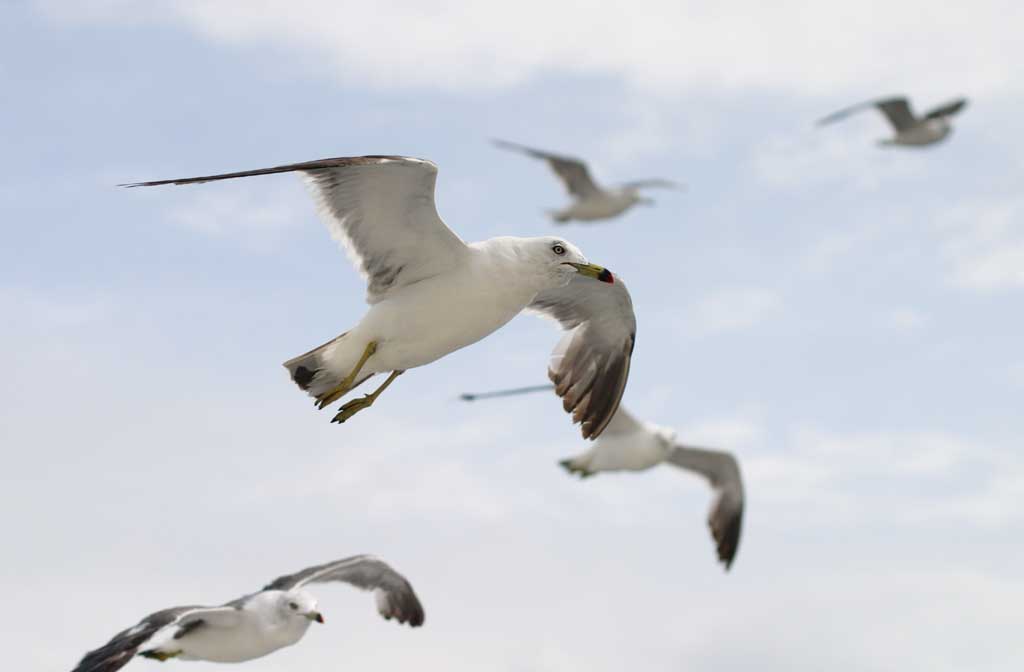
(939, 198), (1024, 291)
(164, 182), (310, 250)
(36, 0), (1024, 96)
(689, 286), (782, 335)
(883, 306), (929, 332)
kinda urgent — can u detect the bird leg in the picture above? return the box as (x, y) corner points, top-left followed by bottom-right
(331, 370), (404, 424)
(315, 340), (378, 409)
(140, 650), (181, 662)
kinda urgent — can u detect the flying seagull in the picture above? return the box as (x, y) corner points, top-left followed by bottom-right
(70, 555), (424, 672)
(493, 140), (684, 223)
(462, 387), (745, 569)
(125, 156), (636, 440)
(817, 96), (968, 146)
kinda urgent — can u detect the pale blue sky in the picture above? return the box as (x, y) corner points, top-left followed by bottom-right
(2, 2), (1023, 671)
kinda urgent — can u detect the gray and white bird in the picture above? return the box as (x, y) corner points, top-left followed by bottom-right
(125, 156), (636, 440)
(559, 405), (744, 569)
(493, 140), (684, 223)
(818, 96), (968, 146)
(460, 388), (745, 569)
(69, 555), (424, 672)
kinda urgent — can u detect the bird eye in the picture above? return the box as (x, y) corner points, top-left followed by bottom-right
(289, 602), (299, 610)
(552, 244), (566, 255)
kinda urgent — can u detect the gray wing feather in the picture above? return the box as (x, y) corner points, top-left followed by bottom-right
(818, 96), (917, 131)
(665, 444), (745, 569)
(263, 555), (424, 626)
(123, 156), (468, 304)
(923, 97), (968, 120)
(494, 139), (602, 197)
(530, 274), (636, 440)
(70, 606), (237, 672)
(619, 179), (686, 191)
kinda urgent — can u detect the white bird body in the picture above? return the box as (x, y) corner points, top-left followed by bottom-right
(883, 117), (951, 146)
(551, 189), (642, 223)
(567, 421), (672, 472)
(159, 592), (310, 663)
(320, 238), (564, 382)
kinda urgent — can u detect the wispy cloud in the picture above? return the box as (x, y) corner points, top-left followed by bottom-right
(939, 198), (1024, 291)
(35, 1), (1024, 96)
(688, 286), (782, 336)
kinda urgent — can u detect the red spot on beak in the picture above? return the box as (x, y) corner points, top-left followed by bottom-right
(598, 269), (614, 284)
(315, 613), (325, 624)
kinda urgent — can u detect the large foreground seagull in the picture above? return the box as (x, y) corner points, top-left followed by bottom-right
(494, 140), (684, 223)
(818, 95), (968, 146)
(70, 555), (423, 672)
(127, 156), (636, 439)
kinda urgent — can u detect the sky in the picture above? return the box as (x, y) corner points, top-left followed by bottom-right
(2, 1), (1023, 670)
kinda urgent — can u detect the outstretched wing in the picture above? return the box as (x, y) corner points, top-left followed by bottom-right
(818, 96), (917, 131)
(124, 156), (469, 304)
(599, 403), (647, 438)
(529, 274), (636, 440)
(494, 139), (602, 197)
(263, 555), (424, 626)
(664, 444), (745, 569)
(923, 97), (968, 120)
(619, 178), (686, 191)
(70, 606), (240, 672)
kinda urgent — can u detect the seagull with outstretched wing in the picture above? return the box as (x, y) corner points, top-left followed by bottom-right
(460, 389), (745, 569)
(69, 555), (424, 672)
(125, 155), (636, 439)
(818, 95), (968, 146)
(493, 140), (684, 223)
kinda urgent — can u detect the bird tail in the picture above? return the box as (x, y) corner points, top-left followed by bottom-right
(282, 331), (373, 400)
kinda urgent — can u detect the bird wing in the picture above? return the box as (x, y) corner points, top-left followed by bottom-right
(818, 96), (917, 131)
(263, 555), (424, 626)
(123, 156), (469, 304)
(664, 443), (745, 569)
(618, 178), (686, 191)
(923, 97), (968, 120)
(71, 606), (241, 672)
(599, 403), (647, 438)
(493, 139), (602, 197)
(529, 274), (636, 440)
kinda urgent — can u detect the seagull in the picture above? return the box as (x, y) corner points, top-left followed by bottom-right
(70, 555), (424, 672)
(817, 96), (968, 146)
(461, 387), (745, 569)
(125, 156), (636, 439)
(493, 140), (684, 223)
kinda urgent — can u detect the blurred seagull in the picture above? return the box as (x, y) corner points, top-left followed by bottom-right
(493, 139), (684, 223)
(125, 156), (635, 439)
(70, 555), (424, 672)
(818, 95), (968, 146)
(461, 387), (745, 569)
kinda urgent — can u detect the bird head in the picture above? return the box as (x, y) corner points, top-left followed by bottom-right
(281, 590), (324, 624)
(528, 237), (614, 287)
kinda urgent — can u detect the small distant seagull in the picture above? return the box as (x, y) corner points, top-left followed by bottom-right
(461, 388), (745, 569)
(125, 156), (636, 440)
(493, 139), (684, 223)
(70, 555), (423, 672)
(818, 96), (968, 146)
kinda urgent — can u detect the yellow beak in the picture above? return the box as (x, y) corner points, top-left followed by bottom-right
(566, 262), (614, 284)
